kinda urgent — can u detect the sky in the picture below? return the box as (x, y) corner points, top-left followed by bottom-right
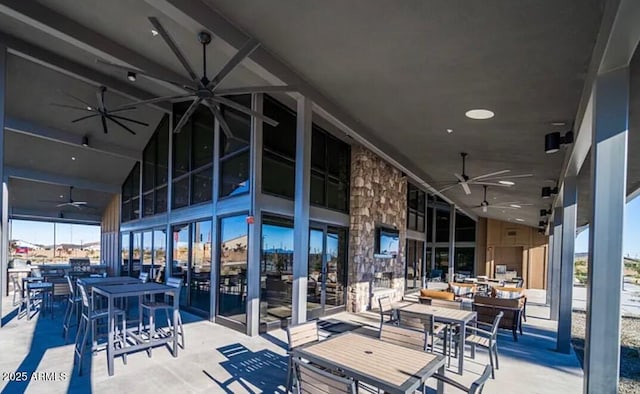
(574, 195), (640, 257)
(11, 220), (100, 246)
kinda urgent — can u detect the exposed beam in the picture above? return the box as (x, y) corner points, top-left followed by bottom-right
(556, 0), (640, 200)
(10, 207), (101, 224)
(145, 0), (476, 219)
(0, 30), (169, 113)
(5, 117), (139, 161)
(5, 166), (119, 194)
(0, 0), (191, 93)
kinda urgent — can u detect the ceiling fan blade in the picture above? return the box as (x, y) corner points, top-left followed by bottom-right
(173, 98), (202, 134)
(148, 17), (199, 82)
(453, 173), (466, 183)
(461, 182), (471, 195)
(101, 115), (109, 134)
(106, 115), (136, 135)
(489, 205), (519, 210)
(481, 174), (534, 180)
(215, 85), (295, 96)
(109, 115), (149, 127)
(211, 96), (279, 127)
(56, 202), (72, 207)
(473, 182), (512, 187)
(113, 94), (192, 111)
(437, 184), (457, 193)
(96, 59), (195, 90)
(38, 199), (65, 204)
(71, 114), (100, 123)
(209, 38), (260, 89)
(108, 107), (137, 114)
(207, 101), (234, 139)
(51, 103), (94, 112)
(96, 87), (105, 111)
(58, 90), (93, 108)
(470, 170), (511, 181)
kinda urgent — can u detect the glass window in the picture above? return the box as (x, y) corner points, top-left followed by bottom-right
(131, 232), (142, 278)
(325, 227), (347, 307)
(261, 216), (294, 327)
(155, 186), (167, 214)
(263, 95), (296, 158)
(156, 116), (169, 186)
(143, 192), (154, 217)
(220, 151), (250, 197)
(141, 114), (169, 216)
(172, 177), (189, 209)
(455, 247), (475, 276)
(171, 224), (189, 307)
(121, 232), (130, 276)
(455, 213), (476, 242)
(191, 109), (214, 170)
(143, 134), (156, 192)
(173, 123), (190, 178)
(435, 209), (450, 242)
(142, 231), (153, 275)
(310, 124), (350, 212)
(121, 162), (140, 222)
(407, 183), (426, 232)
(219, 215), (248, 323)
(263, 152), (295, 198)
(191, 167), (213, 205)
(435, 247), (449, 278)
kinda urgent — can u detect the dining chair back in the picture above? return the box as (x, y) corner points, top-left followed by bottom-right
(293, 358), (356, 394)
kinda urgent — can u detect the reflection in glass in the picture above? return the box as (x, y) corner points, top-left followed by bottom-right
(131, 232), (142, 278)
(191, 220), (212, 313)
(261, 217), (294, 327)
(435, 248), (449, 280)
(142, 231), (153, 276)
(220, 151), (250, 197)
(171, 224), (190, 308)
(153, 229), (166, 283)
(455, 247), (475, 276)
(405, 240), (424, 290)
(325, 227), (346, 307)
(219, 216), (248, 324)
(121, 233), (130, 276)
(435, 209), (450, 243)
(191, 167), (212, 204)
(307, 229), (324, 315)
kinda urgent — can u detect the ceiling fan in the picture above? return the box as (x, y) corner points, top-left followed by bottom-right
(39, 187), (96, 210)
(100, 17), (294, 138)
(51, 86), (149, 135)
(437, 152), (533, 195)
(473, 186), (533, 213)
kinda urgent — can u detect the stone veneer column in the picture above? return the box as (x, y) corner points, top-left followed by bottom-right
(347, 145), (407, 313)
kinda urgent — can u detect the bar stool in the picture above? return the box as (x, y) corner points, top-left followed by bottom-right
(26, 281), (53, 320)
(63, 275), (82, 343)
(74, 282), (127, 376)
(140, 277), (184, 356)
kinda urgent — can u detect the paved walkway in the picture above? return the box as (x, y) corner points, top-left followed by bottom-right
(0, 295), (583, 393)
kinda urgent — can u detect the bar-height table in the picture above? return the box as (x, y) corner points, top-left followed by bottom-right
(92, 282), (179, 376)
(395, 302), (477, 375)
(292, 332), (446, 394)
(77, 276), (141, 291)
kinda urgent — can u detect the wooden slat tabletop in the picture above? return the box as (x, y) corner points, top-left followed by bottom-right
(293, 332), (444, 393)
(396, 302), (476, 324)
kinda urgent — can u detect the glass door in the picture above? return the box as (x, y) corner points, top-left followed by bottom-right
(190, 220), (212, 313)
(405, 239), (425, 291)
(307, 225), (347, 318)
(171, 224), (190, 310)
(218, 215), (249, 325)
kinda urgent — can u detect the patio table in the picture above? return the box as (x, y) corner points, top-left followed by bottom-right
(395, 302), (477, 375)
(77, 276), (141, 290)
(92, 282), (179, 376)
(291, 332), (446, 394)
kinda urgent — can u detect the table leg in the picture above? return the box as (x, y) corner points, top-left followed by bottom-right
(26, 287), (31, 320)
(470, 319), (476, 359)
(436, 364), (445, 394)
(107, 295), (115, 376)
(458, 321), (466, 374)
(172, 294), (178, 357)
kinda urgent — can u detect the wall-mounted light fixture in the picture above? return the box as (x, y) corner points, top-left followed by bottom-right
(81, 135), (89, 147)
(127, 71), (137, 82)
(545, 131), (574, 153)
(541, 186), (558, 199)
(540, 208), (552, 217)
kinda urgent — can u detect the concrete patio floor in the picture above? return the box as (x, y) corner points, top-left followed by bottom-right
(0, 292), (583, 394)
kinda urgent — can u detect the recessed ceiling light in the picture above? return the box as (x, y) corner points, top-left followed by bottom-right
(465, 109), (494, 120)
(151, 29), (159, 36)
(510, 204), (521, 208)
(499, 180), (515, 186)
(446, 128), (453, 134)
(86, 106), (92, 111)
(551, 121), (566, 126)
(71, 157), (76, 161)
(59, 194), (64, 199)
(515, 218), (525, 222)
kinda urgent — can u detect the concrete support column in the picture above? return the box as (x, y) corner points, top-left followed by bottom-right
(557, 176), (577, 353)
(546, 230), (554, 306)
(448, 205), (456, 281)
(246, 93), (264, 336)
(584, 67), (628, 394)
(291, 96), (312, 325)
(550, 209), (563, 321)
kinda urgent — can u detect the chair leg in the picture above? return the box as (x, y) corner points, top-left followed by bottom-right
(147, 309), (154, 357)
(494, 343), (500, 370)
(121, 313), (128, 365)
(78, 318), (90, 376)
(286, 355), (293, 393)
(489, 346), (495, 379)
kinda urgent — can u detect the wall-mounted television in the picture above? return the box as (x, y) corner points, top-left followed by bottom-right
(375, 227), (399, 258)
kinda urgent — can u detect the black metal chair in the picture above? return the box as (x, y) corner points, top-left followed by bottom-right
(140, 277), (184, 356)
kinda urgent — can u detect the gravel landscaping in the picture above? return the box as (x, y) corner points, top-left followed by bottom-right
(572, 312), (640, 393)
